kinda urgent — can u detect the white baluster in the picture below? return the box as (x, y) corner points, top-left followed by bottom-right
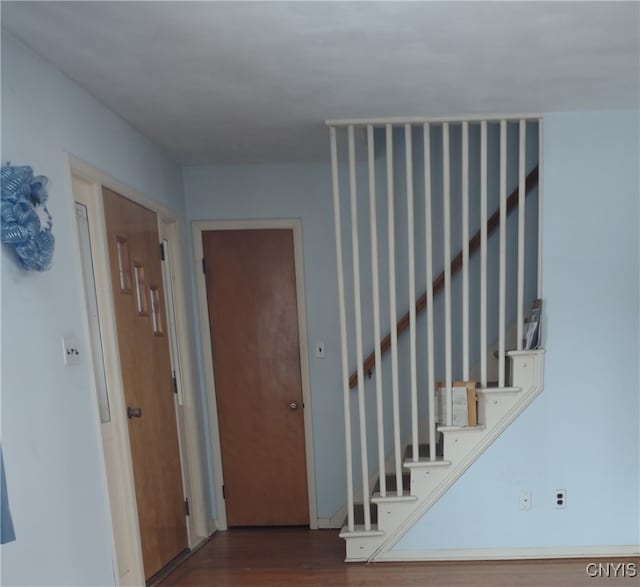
(386, 124), (403, 494)
(348, 126), (370, 530)
(517, 120), (526, 351)
(538, 119), (544, 300)
(480, 121), (488, 388)
(329, 127), (354, 531)
(367, 125), (386, 497)
(462, 121), (470, 380)
(405, 125), (418, 462)
(498, 120), (507, 387)
(443, 123), (452, 424)
(424, 124), (436, 460)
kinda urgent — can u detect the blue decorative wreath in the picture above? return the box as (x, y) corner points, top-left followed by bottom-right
(1, 165), (55, 271)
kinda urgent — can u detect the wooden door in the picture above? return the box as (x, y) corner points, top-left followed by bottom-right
(203, 229), (309, 527)
(103, 189), (187, 579)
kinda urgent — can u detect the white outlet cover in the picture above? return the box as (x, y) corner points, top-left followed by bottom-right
(62, 336), (81, 366)
(555, 489), (567, 508)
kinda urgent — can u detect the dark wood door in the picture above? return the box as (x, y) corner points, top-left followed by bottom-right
(203, 229), (309, 526)
(103, 189), (187, 578)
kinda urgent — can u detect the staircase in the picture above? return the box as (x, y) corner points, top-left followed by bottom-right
(327, 115), (545, 562)
(341, 349), (544, 561)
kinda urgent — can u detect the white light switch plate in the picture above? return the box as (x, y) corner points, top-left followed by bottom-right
(62, 336), (81, 366)
(315, 341), (326, 358)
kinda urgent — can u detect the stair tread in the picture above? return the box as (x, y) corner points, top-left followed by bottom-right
(438, 424), (486, 432)
(507, 349), (544, 356)
(371, 491), (416, 503)
(477, 386), (520, 394)
(339, 524), (384, 537)
(404, 457), (451, 468)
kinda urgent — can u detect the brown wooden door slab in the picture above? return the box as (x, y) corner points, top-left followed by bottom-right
(103, 189), (187, 579)
(203, 229), (309, 527)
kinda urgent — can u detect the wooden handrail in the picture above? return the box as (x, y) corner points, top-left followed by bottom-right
(348, 165), (539, 389)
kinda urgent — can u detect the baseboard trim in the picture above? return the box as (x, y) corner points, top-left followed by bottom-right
(206, 519), (217, 536)
(318, 509), (346, 529)
(377, 545), (640, 562)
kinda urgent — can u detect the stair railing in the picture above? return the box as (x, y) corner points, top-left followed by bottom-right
(328, 115), (542, 533)
(348, 163), (540, 390)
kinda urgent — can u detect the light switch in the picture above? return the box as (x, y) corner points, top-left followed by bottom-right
(315, 341), (326, 359)
(62, 335), (81, 366)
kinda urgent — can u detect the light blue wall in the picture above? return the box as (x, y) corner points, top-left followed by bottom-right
(395, 110), (640, 551)
(1, 34), (190, 585)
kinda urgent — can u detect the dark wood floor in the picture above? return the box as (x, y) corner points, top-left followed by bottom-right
(159, 528), (638, 586)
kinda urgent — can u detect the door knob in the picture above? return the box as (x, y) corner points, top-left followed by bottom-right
(127, 407), (142, 419)
(289, 401), (299, 410)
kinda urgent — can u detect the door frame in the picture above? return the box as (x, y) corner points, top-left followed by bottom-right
(192, 219), (318, 530)
(67, 154), (210, 584)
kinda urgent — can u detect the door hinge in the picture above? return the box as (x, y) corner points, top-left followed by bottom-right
(160, 243), (165, 261)
(201, 257), (206, 274)
(172, 374), (178, 395)
(184, 498), (190, 516)
(222, 485), (226, 500)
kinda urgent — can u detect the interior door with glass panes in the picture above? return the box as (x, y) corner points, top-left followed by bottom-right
(103, 188), (187, 579)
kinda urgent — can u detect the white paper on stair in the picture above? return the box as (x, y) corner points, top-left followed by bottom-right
(451, 385), (470, 426)
(435, 383), (475, 426)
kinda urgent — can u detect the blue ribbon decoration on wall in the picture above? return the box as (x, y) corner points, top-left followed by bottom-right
(1, 165), (55, 271)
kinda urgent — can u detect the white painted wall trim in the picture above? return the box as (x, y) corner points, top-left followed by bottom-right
(207, 519), (218, 536)
(68, 154), (175, 222)
(377, 545), (640, 562)
(192, 219), (319, 530)
(318, 512), (346, 530)
(158, 221), (209, 542)
(67, 154), (210, 584)
(71, 174), (145, 586)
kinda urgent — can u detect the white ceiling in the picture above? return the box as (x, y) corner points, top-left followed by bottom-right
(2, 1), (639, 164)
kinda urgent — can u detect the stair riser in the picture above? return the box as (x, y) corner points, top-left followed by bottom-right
(408, 466), (452, 496)
(443, 429), (486, 461)
(477, 394), (519, 427)
(377, 501), (419, 534)
(509, 352), (541, 391)
(345, 535), (384, 561)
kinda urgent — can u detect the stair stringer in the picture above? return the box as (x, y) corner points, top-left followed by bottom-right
(371, 349), (545, 561)
(339, 349), (544, 562)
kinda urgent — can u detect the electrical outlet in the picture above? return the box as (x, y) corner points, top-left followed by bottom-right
(62, 336), (81, 366)
(555, 489), (567, 508)
(519, 490), (532, 511)
(315, 341), (326, 359)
